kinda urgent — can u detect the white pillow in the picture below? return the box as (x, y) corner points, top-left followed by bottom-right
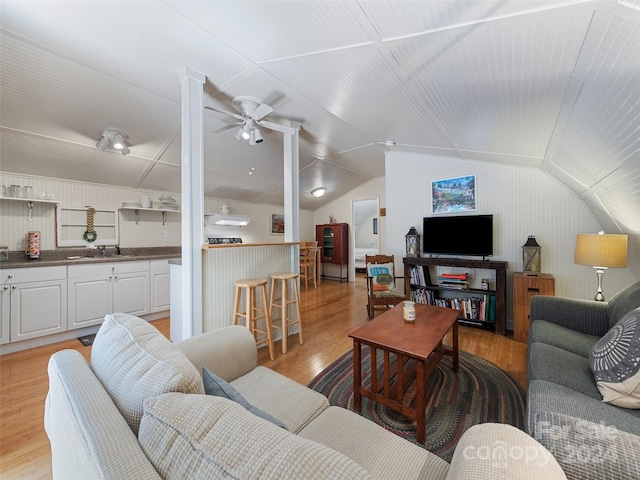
(589, 308), (640, 409)
(91, 313), (204, 434)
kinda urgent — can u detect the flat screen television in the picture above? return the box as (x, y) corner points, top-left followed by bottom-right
(422, 215), (493, 257)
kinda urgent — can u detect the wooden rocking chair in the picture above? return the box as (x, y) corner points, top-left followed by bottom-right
(365, 254), (407, 319)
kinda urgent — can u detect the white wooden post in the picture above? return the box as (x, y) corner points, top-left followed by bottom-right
(179, 67), (205, 340)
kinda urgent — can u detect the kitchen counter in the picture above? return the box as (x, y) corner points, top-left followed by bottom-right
(202, 242), (300, 249)
(1, 247), (180, 269)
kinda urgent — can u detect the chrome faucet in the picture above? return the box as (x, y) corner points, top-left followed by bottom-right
(97, 245), (107, 256)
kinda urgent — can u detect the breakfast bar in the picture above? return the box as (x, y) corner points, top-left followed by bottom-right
(201, 242), (300, 334)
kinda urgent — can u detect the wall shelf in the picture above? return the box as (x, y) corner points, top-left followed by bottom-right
(1, 196), (59, 221)
(119, 207), (180, 225)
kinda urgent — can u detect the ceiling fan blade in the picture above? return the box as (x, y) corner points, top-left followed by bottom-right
(251, 103), (274, 121)
(269, 112), (305, 124)
(257, 119), (295, 135)
(211, 122), (242, 134)
(263, 91), (287, 109)
(204, 105), (243, 120)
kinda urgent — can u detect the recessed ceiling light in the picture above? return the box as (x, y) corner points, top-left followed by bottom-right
(311, 187), (327, 198)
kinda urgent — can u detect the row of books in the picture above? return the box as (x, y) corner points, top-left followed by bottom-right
(409, 266), (429, 286)
(410, 290), (496, 322)
(409, 267), (473, 290)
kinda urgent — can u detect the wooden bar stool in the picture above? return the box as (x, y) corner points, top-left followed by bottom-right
(268, 273), (303, 354)
(233, 278), (274, 360)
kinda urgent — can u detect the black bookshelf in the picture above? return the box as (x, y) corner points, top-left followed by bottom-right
(403, 257), (508, 335)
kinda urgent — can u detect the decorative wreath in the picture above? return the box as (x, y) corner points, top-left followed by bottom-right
(83, 207), (97, 242)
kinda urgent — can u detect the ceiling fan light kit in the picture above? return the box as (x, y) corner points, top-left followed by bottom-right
(96, 128), (130, 156)
(205, 95), (294, 146)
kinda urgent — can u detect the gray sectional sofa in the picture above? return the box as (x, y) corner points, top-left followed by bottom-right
(527, 280), (640, 480)
(45, 312), (567, 479)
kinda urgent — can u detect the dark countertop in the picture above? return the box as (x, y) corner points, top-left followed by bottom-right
(0, 247), (180, 269)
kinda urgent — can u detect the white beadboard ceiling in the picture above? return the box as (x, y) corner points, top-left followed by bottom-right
(0, 1), (638, 248)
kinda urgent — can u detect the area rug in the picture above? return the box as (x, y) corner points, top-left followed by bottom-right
(307, 346), (526, 462)
(77, 333), (96, 346)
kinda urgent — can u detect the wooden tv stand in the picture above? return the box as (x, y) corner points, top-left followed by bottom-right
(403, 257), (508, 335)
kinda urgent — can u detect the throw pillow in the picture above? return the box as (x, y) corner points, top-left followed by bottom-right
(202, 367), (287, 428)
(368, 263), (395, 292)
(589, 308), (640, 409)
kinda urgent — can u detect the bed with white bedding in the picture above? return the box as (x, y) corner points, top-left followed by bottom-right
(354, 245), (378, 270)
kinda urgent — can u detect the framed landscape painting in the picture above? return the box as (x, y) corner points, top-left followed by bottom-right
(270, 213), (285, 235)
(432, 175), (476, 213)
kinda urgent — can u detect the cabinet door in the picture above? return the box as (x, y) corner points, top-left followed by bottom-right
(322, 226), (335, 260)
(333, 224), (348, 264)
(150, 270), (171, 313)
(113, 271), (149, 316)
(10, 279), (67, 341)
(68, 274), (112, 329)
(0, 287), (9, 345)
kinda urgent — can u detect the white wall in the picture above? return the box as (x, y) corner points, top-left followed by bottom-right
(384, 152), (638, 317)
(0, 172), (314, 251)
(204, 198), (314, 243)
(313, 177), (386, 280)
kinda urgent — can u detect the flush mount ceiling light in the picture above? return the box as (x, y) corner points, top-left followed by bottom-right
(96, 128), (130, 156)
(311, 187), (327, 198)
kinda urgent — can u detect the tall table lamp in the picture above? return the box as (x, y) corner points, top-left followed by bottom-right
(574, 232), (628, 301)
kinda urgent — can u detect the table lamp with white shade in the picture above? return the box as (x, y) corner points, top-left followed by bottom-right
(574, 232), (628, 301)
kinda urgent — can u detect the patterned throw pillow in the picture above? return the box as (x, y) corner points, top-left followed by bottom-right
(368, 263), (395, 292)
(589, 308), (640, 409)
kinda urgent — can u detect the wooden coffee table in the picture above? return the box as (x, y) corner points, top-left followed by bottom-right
(349, 303), (459, 444)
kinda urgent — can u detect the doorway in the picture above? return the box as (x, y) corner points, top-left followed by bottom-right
(351, 198), (379, 281)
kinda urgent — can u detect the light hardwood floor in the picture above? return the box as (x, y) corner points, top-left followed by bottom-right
(0, 277), (527, 479)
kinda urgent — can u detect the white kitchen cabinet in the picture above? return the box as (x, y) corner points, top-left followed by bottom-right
(150, 259), (174, 313)
(1, 282), (10, 344)
(0, 266), (67, 343)
(67, 261), (149, 329)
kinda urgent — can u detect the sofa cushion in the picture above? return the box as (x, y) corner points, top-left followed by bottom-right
(529, 320), (600, 358)
(231, 366), (329, 433)
(139, 392), (373, 480)
(528, 342), (602, 399)
(447, 423), (566, 480)
(590, 308), (640, 409)
(91, 313), (204, 435)
(299, 406), (449, 480)
(202, 367), (286, 428)
(527, 380), (640, 438)
(532, 411), (640, 480)
(607, 281), (640, 329)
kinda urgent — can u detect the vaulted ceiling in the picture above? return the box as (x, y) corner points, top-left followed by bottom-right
(1, 1), (639, 250)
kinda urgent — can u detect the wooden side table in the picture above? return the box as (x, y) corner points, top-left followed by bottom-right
(513, 273), (555, 343)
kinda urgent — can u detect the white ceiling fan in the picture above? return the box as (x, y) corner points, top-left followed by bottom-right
(205, 95), (294, 144)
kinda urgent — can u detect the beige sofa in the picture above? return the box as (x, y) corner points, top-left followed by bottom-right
(45, 313), (566, 479)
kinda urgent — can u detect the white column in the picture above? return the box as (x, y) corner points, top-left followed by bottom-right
(283, 124), (300, 244)
(178, 67), (205, 340)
